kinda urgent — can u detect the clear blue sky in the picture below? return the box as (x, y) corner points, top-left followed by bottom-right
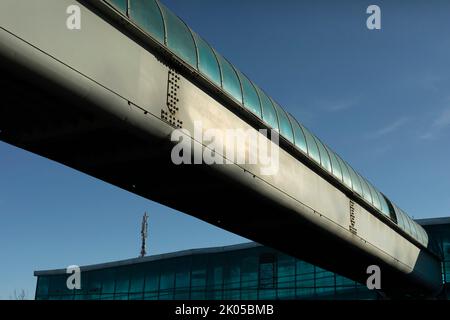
(2, 0), (450, 299)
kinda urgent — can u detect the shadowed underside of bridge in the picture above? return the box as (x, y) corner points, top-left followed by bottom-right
(0, 65), (435, 298)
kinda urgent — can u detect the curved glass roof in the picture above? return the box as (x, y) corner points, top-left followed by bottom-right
(105, 0), (428, 248)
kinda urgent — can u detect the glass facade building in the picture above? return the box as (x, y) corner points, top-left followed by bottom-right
(34, 243), (377, 300)
(418, 217), (450, 298)
(34, 217), (450, 300)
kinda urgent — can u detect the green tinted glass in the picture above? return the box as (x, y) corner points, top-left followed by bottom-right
(326, 147), (343, 182)
(129, 0), (165, 43)
(192, 32), (221, 86)
(236, 70), (261, 116)
(108, 0), (127, 13)
(160, 4), (197, 67)
(405, 213), (418, 239)
(114, 269), (130, 295)
(394, 204), (406, 231)
(398, 210), (407, 230)
(336, 155), (352, 189)
(414, 223), (424, 245)
(405, 213), (414, 237)
(215, 53), (243, 103)
(358, 175), (373, 204)
(367, 182), (381, 210)
(378, 191), (391, 217)
(314, 137), (332, 173)
(345, 164), (362, 196)
(421, 228), (429, 246)
(301, 125), (321, 164)
(271, 100), (294, 143)
(287, 114), (307, 153)
(37, 276), (50, 297)
(255, 86), (279, 130)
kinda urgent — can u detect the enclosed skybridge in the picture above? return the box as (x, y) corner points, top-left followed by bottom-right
(0, 0), (442, 297)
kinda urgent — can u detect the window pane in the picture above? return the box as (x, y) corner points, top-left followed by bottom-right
(301, 125), (321, 164)
(255, 86), (279, 131)
(367, 182), (381, 210)
(378, 191), (390, 217)
(206, 266), (223, 300)
(192, 32), (221, 86)
(413, 222), (421, 243)
(315, 267), (335, 297)
(296, 261), (315, 298)
(100, 268), (116, 300)
(345, 164), (362, 196)
(277, 256), (295, 299)
(271, 100), (294, 143)
(358, 174), (373, 204)
(129, 0), (165, 44)
(336, 155), (352, 189)
(314, 137), (332, 173)
(175, 271), (190, 299)
(407, 216), (416, 238)
(236, 70), (262, 117)
(326, 146), (343, 181)
(241, 256), (258, 300)
(421, 228), (429, 247)
(224, 263), (241, 299)
(36, 276), (50, 299)
(394, 204), (407, 231)
(159, 271), (175, 300)
(404, 212), (414, 237)
(404, 212), (417, 239)
(49, 274), (71, 300)
(215, 53), (243, 104)
(144, 268), (160, 300)
(108, 0), (127, 13)
(287, 114), (307, 154)
(414, 223), (425, 245)
(129, 267), (144, 299)
(191, 269), (207, 300)
(114, 268), (130, 300)
(382, 194), (398, 221)
(160, 4), (197, 67)
(87, 271), (103, 300)
(395, 204), (406, 230)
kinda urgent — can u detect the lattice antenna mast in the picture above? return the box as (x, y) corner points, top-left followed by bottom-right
(140, 212), (148, 258)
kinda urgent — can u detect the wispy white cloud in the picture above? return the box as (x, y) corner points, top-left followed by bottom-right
(366, 117), (409, 139)
(327, 98), (359, 112)
(316, 96), (360, 113)
(420, 106), (450, 140)
(370, 143), (394, 156)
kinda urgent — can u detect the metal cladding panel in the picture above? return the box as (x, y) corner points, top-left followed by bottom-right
(0, 0), (168, 116)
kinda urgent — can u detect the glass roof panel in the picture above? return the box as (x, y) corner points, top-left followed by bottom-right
(236, 70), (262, 117)
(160, 3), (198, 67)
(255, 86), (279, 131)
(129, 0), (165, 44)
(287, 114), (308, 154)
(192, 32), (221, 86)
(314, 137), (332, 173)
(301, 125), (321, 164)
(108, 0), (127, 14)
(271, 100), (294, 143)
(326, 147), (343, 182)
(345, 164), (363, 196)
(336, 155), (352, 189)
(215, 53), (243, 104)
